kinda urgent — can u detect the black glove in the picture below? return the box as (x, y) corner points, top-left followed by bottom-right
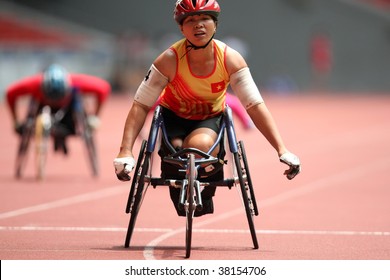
(14, 122), (25, 136)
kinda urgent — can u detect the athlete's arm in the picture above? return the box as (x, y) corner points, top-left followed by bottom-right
(6, 75), (42, 124)
(153, 48), (177, 82)
(226, 46), (300, 179)
(70, 74), (111, 115)
(114, 49), (173, 180)
(114, 100), (149, 180)
(226, 47), (287, 155)
(117, 101), (150, 159)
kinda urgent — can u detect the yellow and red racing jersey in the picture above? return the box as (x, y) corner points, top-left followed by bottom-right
(159, 38), (229, 120)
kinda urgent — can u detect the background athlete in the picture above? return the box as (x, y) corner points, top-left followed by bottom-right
(6, 64), (111, 154)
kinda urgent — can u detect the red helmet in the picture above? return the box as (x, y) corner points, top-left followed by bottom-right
(174, 0), (221, 24)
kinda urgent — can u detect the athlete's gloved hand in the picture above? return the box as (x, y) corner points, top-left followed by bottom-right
(87, 115), (101, 130)
(113, 157), (136, 181)
(279, 152), (301, 180)
(14, 122), (25, 135)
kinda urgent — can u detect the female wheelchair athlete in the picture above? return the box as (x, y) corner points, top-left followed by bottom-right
(124, 105), (259, 258)
(14, 91), (98, 180)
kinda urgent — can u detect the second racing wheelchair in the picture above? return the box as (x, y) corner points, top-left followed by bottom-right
(15, 91), (99, 180)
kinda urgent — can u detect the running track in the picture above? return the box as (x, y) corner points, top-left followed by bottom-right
(0, 93), (389, 260)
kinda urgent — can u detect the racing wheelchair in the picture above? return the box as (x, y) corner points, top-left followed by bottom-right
(124, 105), (259, 258)
(15, 92), (98, 180)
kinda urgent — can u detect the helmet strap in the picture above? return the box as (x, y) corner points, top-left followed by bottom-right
(180, 32), (215, 59)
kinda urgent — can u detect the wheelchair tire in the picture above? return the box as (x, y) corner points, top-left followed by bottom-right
(125, 140), (147, 214)
(238, 141), (259, 216)
(185, 153), (196, 258)
(15, 118), (35, 179)
(35, 112), (50, 180)
(84, 128), (98, 177)
(124, 146), (151, 248)
(233, 150), (259, 249)
(76, 110), (98, 177)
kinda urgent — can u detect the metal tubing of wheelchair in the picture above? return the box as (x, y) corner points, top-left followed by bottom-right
(178, 181), (187, 210)
(207, 121), (225, 155)
(224, 106), (239, 154)
(195, 180), (203, 211)
(146, 106), (163, 153)
(160, 124), (178, 155)
(150, 178), (236, 188)
(148, 105), (185, 156)
(163, 148), (219, 179)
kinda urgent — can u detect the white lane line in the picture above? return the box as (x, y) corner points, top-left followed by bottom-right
(259, 157), (390, 208)
(0, 185), (127, 220)
(195, 229), (390, 236)
(2, 153), (387, 221)
(0, 226), (166, 232)
(143, 157), (390, 259)
(0, 123), (390, 220)
(0, 158), (389, 258)
(1, 226), (389, 236)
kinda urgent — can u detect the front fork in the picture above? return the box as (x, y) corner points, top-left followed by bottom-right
(178, 180), (203, 212)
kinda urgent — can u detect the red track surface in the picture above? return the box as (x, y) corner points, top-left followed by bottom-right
(1, 93), (389, 260)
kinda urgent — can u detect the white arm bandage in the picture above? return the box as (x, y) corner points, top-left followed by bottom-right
(230, 67), (264, 110)
(134, 64), (169, 107)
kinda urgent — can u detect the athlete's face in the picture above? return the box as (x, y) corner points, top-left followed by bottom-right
(180, 14), (216, 46)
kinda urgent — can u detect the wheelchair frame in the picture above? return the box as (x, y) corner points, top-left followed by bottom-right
(15, 92), (98, 180)
(124, 105), (259, 258)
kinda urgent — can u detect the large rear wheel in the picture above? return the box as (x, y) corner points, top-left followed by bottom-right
(15, 118), (35, 179)
(232, 148), (259, 249)
(238, 141), (258, 216)
(124, 146), (151, 248)
(75, 109), (98, 177)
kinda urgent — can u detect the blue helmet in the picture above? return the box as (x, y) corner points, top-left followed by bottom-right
(42, 64), (70, 102)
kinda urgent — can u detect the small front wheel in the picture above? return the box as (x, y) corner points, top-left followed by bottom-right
(185, 153), (196, 258)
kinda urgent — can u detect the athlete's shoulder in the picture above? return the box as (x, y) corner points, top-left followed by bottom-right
(6, 74), (42, 92)
(213, 39), (227, 49)
(71, 73), (109, 87)
(224, 45), (248, 75)
(170, 38), (186, 50)
(154, 48), (179, 82)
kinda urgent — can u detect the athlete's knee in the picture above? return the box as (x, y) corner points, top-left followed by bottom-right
(184, 134), (218, 156)
(170, 137), (183, 150)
